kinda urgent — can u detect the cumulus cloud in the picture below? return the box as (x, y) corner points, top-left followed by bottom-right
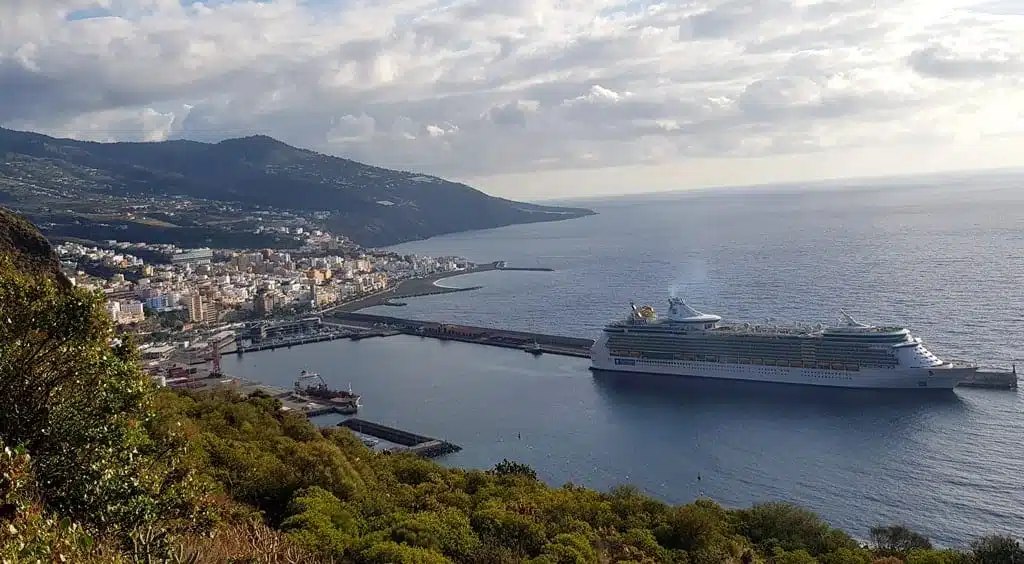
(1, 0), (1022, 194)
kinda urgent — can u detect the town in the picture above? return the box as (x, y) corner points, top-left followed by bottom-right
(54, 229), (477, 390)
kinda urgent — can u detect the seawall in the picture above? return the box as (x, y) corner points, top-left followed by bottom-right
(337, 418), (462, 458)
(329, 311), (594, 357)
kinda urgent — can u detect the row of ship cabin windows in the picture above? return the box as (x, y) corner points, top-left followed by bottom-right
(608, 352), (877, 370)
(606, 340), (899, 353)
(607, 340), (899, 356)
(624, 359), (855, 380)
(607, 345), (896, 361)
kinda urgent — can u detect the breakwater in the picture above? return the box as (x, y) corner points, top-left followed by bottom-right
(337, 418), (462, 458)
(323, 261), (554, 313)
(235, 332), (349, 352)
(234, 328), (400, 353)
(329, 311), (593, 358)
(958, 367), (1018, 389)
(495, 265), (555, 272)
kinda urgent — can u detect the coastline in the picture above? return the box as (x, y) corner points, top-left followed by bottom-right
(324, 261), (553, 313)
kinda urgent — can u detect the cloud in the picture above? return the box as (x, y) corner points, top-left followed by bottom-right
(1, 0), (1023, 198)
(907, 44), (1023, 80)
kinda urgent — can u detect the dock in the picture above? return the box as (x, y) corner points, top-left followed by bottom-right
(234, 328), (401, 353)
(336, 418), (462, 458)
(234, 332), (350, 352)
(958, 366), (1018, 390)
(233, 379), (364, 416)
(327, 311), (594, 358)
(157, 368), (366, 417)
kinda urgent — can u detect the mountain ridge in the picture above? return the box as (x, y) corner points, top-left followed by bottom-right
(0, 127), (595, 248)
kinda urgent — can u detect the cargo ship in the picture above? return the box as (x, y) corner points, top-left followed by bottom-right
(293, 370), (361, 410)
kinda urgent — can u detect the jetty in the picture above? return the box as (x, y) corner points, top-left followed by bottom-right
(337, 418), (462, 458)
(234, 329), (400, 353)
(233, 316), (400, 353)
(957, 366), (1018, 390)
(235, 332), (349, 352)
(327, 311), (594, 358)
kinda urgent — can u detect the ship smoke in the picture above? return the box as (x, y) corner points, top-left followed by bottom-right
(668, 258), (708, 300)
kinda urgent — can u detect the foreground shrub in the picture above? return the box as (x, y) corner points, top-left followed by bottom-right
(0, 257), (211, 556)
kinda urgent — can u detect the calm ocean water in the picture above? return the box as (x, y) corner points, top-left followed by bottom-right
(224, 172), (1024, 547)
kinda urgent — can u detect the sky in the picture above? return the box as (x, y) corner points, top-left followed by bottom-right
(2, 0), (1022, 200)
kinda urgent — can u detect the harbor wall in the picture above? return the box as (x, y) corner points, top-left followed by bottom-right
(331, 311), (595, 349)
(337, 418), (462, 458)
(958, 368), (1018, 389)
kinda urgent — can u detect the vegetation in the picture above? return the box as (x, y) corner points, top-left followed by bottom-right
(0, 206), (68, 287)
(2, 242), (1023, 562)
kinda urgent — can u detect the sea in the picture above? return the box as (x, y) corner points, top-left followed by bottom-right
(223, 170), (1024, 547)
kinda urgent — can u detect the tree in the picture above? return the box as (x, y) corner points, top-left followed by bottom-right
(771, 547), (818, 564)
(490, 459), (538, 481)
(869, 525), (933, 556)
(970, 535), (1024, 564)
(280, 486), (357, 557)
(905, 548), (970, 564)
(0, 257), (209, 547)
(735, 502), (857, 556)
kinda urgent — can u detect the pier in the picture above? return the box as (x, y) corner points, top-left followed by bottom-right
(234, 332), (350, 352)
(327, 311), (594, 358)
(336, 418), (462, 458)
(234, 328), (400, 353)
(228, 379), (361, 416)
(233, 316), (401, 353)
(957, 366), (1018, 390)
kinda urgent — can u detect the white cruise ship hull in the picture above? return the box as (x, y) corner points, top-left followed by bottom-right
(590, 348), (970, 390)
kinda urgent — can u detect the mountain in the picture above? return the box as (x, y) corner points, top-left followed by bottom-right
(0, 128), (595, 248)
(0, 206), (68, 288)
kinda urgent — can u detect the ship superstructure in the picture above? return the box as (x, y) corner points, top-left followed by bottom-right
(294, 370), (361, 412)
(589, 297), (976, 389)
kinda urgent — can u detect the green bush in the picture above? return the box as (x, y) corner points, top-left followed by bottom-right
(0, 257), (211, 555)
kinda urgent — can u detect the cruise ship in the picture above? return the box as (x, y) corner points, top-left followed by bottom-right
(590, 297), (977, 389)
